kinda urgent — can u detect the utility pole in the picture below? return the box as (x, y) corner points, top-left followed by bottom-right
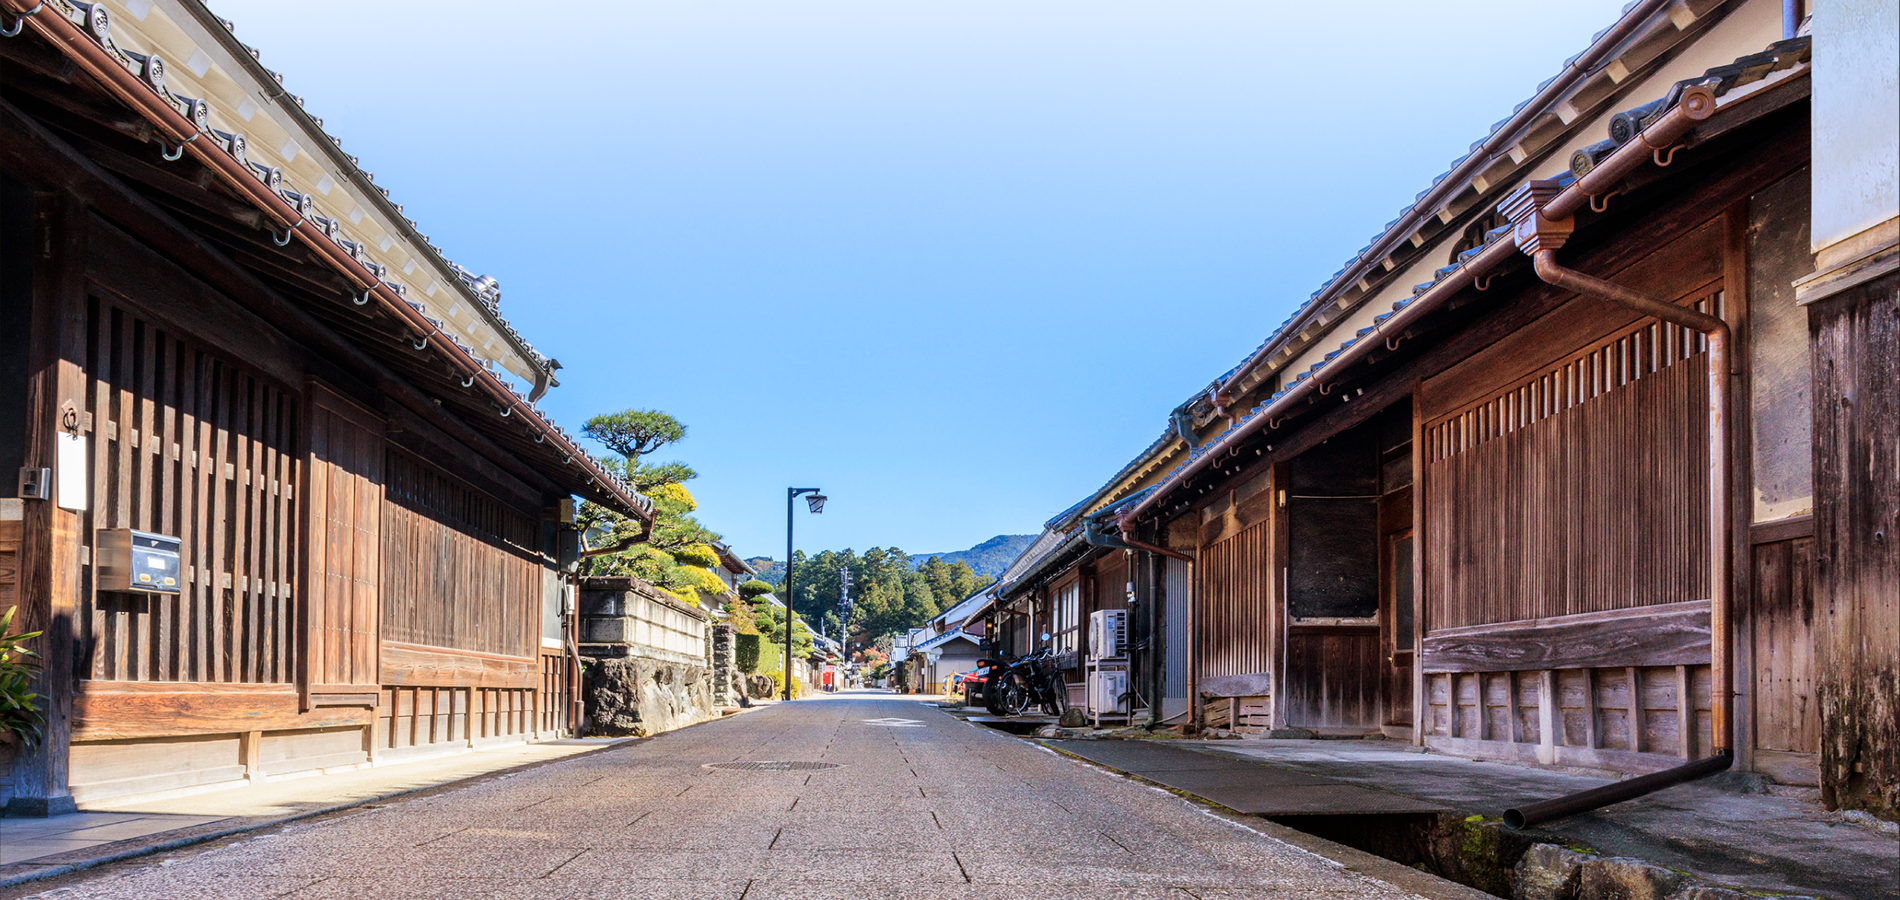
(838, 565), (852, 689)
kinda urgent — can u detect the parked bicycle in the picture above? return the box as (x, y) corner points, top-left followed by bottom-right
(985, 639), (1068, 717)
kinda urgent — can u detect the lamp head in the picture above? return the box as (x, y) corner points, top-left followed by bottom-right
(806, 493), (827, 514)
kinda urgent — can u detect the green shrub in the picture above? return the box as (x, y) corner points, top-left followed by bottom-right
(0, 606), (45, 746)
(734, 632), (762, 674)
(738, 579), (774, 599)
(768, 669), (801, 700)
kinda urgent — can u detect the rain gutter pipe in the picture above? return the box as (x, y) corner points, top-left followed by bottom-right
(1117, 83), (1717, 532)
(1500, 183), (1733, 827)
(2, 0), (651, 523)
(1203, 0), (1677, 400)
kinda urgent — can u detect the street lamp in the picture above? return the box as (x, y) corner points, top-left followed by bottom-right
(784, 487), (825, 700)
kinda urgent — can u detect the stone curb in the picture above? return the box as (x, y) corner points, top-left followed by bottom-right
(0, 734), (655, 894)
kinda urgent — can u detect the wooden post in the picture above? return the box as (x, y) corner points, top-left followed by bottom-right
(1628, 667), (1644, 754)
(1582, 669), (1600, 750)
(1676, 665), (1694, 759)
(5, 191), (86, 817)
(240, 730), (263, 783)
(1538, 669), (1558, 765)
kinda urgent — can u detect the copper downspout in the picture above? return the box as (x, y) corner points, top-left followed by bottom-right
(1527, 248), (1732, 755)
(1497, 182), (1734, 827)
(2, 0), (650, 522)
(1117, 85), (1718, 532)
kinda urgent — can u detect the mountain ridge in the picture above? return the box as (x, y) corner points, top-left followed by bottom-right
(743, 533), (1036, 584)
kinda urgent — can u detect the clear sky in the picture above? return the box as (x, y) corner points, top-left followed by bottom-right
(211, 0), (1628, 560)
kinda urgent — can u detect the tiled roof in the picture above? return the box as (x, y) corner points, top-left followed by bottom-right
(13, 0), (651, 517)
(1169, 0), (1758, 426)
(1133, 33), (1811, 518)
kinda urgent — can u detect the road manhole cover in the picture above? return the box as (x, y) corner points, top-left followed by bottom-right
(703, 761), (843, 772)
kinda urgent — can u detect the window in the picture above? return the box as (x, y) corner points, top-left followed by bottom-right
(1051, 580), (1081, 655)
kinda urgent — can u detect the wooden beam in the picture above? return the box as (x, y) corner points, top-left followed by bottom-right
(381, 641), (537, 690)
(73, 683), (373, 740)
(1538, 669), (1558, 764)
(1421, 601), (1712, 673)
(85, 217), (304, 389)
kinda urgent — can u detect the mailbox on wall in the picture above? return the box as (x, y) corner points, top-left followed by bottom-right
(97, 529), (181, 594)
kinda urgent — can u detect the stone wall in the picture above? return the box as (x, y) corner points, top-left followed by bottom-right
(585, 655), (712, 738)
(577, 577), (717, 737)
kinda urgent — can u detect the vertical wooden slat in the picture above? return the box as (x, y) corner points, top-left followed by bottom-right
(209, 362), (231, 682)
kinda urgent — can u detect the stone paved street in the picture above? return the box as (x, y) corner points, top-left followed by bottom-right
(14, 693), (1426, 900)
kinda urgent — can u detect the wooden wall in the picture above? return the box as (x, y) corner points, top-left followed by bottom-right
(1195, 521), (1271, 687)
(1749, 535), (1818, 765)
(303, 386), (383, 702)
(79, 296), (299, 684)
(1423, 291), (1718, 630)
(381, 449), (538, 658)
(1424, 664), (1714, 771)
(1810, 270), (1900, 818)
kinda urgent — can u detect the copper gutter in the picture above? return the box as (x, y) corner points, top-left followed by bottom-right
(1115, 525), (1193, 564)
(1529, 246), (1732, 752)
(1204, 0), (1680, 401)
(1495, 183), (1735, 825)
(1118, 84), (1718, 531)
(3, 0), (651, 522)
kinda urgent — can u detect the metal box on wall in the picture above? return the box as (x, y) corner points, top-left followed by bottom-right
(97, 529), (181, 594)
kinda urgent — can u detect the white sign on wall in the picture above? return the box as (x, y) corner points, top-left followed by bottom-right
(56, 432), (87, 511)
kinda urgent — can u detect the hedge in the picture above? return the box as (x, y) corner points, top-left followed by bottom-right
(735, 632), (762, 674)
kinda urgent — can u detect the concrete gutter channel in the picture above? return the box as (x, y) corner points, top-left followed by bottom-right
(947, 708), (1895, 900)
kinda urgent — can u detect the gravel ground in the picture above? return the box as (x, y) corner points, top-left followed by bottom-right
(17, 692), (1425, 899)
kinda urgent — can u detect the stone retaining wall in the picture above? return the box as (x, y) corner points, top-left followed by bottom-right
(585, 655), (713, 738)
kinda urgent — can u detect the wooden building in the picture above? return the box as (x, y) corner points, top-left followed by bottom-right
(1015, 0), (1894, 818)
(0, 0), (653, 814)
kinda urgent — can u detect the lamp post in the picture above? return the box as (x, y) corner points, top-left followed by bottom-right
(784, 487), (825, 700)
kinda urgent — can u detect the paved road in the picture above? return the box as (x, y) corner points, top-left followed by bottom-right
(22, 693), (1422, 899)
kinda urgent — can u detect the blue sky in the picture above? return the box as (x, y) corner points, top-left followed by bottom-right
(213, 0), (1628, 559)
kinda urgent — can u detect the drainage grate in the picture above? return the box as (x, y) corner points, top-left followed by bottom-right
(703, 761), (843, 772)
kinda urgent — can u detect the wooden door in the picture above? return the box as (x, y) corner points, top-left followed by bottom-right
(301, 382), (382, 708)
(1383, 528), (1416, 727)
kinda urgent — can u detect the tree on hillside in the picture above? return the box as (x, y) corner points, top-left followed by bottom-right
(917, 556), (989, 612)
(774, 546), (994, 653)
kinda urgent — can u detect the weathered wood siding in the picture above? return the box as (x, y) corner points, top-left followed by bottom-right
(1423, 289), (1719, 630)
(1810, 270), (1900, 817)
(381, 450), (538, 660)
(1750, 536), (1819, 756)
(1195, 520), (1271, 686)
(79, 296), (299, 684)
(302, 386), (383, 700)
(1425, 664), (1714, 771)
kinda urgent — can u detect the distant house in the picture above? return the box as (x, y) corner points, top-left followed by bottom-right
(0, 0), (655, 813)
(909, 588), (994, 690)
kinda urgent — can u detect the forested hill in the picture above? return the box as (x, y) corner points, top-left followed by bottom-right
(745, 534), (1033, 586)
(911, 534), (1035, 578)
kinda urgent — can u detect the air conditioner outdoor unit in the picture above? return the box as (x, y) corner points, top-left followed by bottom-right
(1089, 609), (1128, 659)
(1088, 669), (1128, 715)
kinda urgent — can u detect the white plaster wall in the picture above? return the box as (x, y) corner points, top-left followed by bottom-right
(1811, 0), (1900, 249)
